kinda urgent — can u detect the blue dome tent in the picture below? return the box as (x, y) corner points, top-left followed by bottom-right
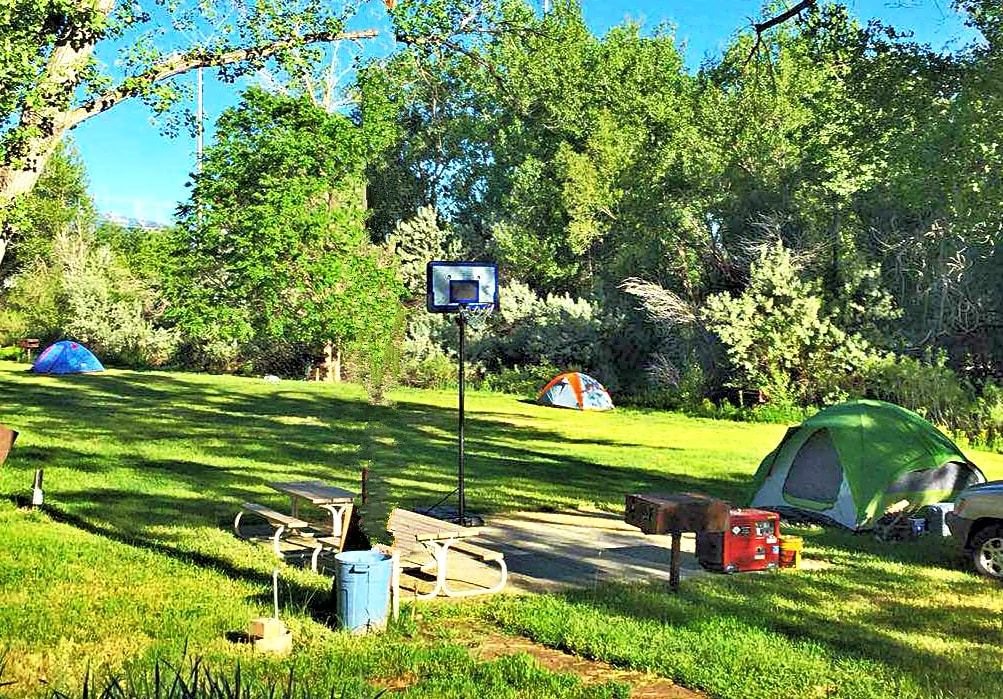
(31, 340), (105, 374)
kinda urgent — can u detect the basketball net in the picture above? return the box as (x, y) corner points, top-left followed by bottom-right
(461, 303), (494, 331)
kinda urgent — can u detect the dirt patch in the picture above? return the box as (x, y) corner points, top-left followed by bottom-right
(447, 622), (704, 699)
(372, 619), (704, 697)
(474, 633), (704, 698)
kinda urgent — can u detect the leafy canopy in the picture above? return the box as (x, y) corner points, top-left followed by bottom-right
(166, 87), (402, 354)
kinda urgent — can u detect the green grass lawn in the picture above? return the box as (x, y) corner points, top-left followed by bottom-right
(1, 361), (1001, 699)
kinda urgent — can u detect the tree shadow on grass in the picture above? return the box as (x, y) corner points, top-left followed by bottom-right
(25, 497), (340, 625)
(0, 368), (755, 525)
(0, 367), (753, 624)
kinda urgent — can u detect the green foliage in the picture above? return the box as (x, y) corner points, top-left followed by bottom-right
(701, 241), (873, 406)
(618, 360), (709, 413)
(861, 351), (970, 429)
(1, 229), (175, 367)
(961, 381), (1003, 450)
(347, 304), (408, 406)
(41, 656), (390, 699)
(397, 311), (457, 389)
(386, 205), (457, 302)
(479, 362), (561, 398)
(167, 88), (403, 375)
(0, 141), (95, 279)
(477, 281), (604, 373)
(401, 352), (456, 391)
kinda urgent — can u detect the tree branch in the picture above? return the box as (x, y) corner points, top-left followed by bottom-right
(65, 29), (379, 129)
(753, 0), (817, 36)
(747, 0), (817, 63)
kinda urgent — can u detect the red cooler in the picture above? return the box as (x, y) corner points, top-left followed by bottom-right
(696, 508), (780, 573)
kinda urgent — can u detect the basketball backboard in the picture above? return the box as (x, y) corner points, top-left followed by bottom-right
(426, 261), (499, 313)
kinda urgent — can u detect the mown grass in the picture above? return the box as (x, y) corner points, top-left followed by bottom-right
(1, 360), (1001, 699)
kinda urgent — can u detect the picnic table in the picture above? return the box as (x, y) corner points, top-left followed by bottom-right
(270, 480), (355, 543)
(233, 480), (356, 572)
(387, 508), (507, 600)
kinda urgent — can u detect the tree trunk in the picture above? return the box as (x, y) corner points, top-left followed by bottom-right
(323, 341), (342, 382)
(0, 0), (116, 206)
(0, 18), (377, 207)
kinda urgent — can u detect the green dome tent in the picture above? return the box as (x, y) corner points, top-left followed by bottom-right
(749, 399), (985, 530)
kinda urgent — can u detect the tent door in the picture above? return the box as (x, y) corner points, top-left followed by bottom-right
(781, 428), (844, 510)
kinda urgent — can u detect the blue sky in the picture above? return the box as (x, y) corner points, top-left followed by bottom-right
(71, 0), (977, 224)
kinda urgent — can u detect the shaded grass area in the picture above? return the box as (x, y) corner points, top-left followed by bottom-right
(1, 361), (1002, 699)
(0, 363), (782, 541)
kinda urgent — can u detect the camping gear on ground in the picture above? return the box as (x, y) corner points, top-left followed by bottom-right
(333, 548), (393, 633)
(0, 424), (17, 467)
(697, 508), (780, 573)
(778, 535), (804, 569)
(624, 492), (731, 589)
(31, 340), (104, 374)
(922, 502), (955, 537)
(749, 399), (984, 531)
(537, 372), (614, 411)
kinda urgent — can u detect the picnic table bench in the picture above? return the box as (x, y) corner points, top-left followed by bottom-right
(234, 481), (356, 572)
(387, 507), (507, 600)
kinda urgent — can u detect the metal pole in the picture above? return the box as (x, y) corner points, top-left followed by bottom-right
(457, 310), (466, 525)
(32, 468), (43, 508)
(196, 67), (204, 172)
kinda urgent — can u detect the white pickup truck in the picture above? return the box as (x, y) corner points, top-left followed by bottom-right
(947, 480), (1003, 580)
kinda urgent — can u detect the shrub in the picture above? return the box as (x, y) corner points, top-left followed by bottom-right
(956, 381), (1003, 450)
(701, 241), (875, 406)
(2, 230), (178, 368)
(402, 352), (457, 390)
(861, 351), (970, 428)
(480, 362), (562, 397)
(345, 305), (408, 406)
(471, 281), (607, 381)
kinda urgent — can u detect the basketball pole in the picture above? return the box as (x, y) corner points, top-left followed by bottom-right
(456, 307), (467, 525)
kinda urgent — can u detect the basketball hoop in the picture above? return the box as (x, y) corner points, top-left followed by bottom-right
(426, 261), (499, 526)
(460, 303), (494, 332)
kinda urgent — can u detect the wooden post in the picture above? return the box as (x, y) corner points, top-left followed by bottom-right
(669, 529), (682, 592)
(0, 424), (17, 467)
(323, 342), (334, 382)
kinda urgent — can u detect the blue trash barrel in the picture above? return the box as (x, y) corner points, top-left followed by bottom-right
(333, 549), (392, 632)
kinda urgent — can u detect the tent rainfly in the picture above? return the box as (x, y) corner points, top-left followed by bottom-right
(537, 372), (614, 411)
(31, 340), (105, 374)
(749, 399), (985, 530)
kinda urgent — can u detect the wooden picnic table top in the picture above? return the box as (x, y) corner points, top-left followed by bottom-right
(389, 508), (480, 543)
(269, 480), (355, 504)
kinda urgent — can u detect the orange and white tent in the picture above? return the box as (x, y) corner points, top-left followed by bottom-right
(536, 372), (614, 411)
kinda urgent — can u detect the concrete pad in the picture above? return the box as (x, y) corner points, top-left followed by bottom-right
(396, 508), (707, 596)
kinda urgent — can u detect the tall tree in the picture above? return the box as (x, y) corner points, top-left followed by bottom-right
(165, 87), (402, 372)
(0, 139), (95, 280)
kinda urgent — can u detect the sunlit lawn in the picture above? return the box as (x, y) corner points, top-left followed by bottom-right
(1, 361), (1001, 699)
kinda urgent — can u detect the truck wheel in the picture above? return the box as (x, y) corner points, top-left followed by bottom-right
(970, 524), (1003, 580)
